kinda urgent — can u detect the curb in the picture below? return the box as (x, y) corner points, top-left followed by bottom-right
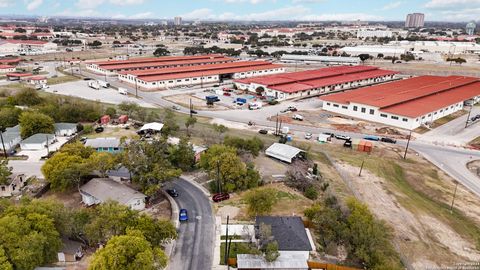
(180, 174), (211, 197)
(162, 189), (179, 263)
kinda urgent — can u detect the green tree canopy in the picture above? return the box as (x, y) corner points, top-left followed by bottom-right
(42, 152), (92, 191)
(18, 111), (54, 139)
(169, 137), (195, 171)
(89, 230), (167, 270)
(0, 107), (22, 129)
(245, 188), (277, 216)
(0, 160), (12, 186)
(14, 88), (43, 106)
(153, 47), (170, 57)
(0, 246), (12, 270)
(88, 152), (117, 177)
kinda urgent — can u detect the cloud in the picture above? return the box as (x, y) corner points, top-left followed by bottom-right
(223, 0), (269, 3)
(75, 0), (145, 9)
(129, 11), (153, 19)
(0, 0), (13, 7)
(26, 0), (43, 11)
(291, 0), (325, 3)
(381, 1), (403, 10)
(425, 0), (480, 9)
(181, 8), (216, 20)
(435, 8), (480, 21)
(304, 13), (383, 21)
(76, 0), (102, 9)
(56, 8), (101, 17)
(109, 0), (145, 5)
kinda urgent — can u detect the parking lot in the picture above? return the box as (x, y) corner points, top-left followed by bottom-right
(45, 80), (156, 108)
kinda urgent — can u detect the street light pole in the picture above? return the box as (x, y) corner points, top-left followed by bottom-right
(0, 128), (7, 159)
(465, 104), (473, 128)
(450, 181), (459, 213)
(403, 130), (412, 160)
(135, 79), (138, 98)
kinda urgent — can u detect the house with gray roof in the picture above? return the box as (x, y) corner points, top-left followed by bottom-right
(79, 178), (146, 210)
(54, 123), (77, 137)
(237, 253), (309, 270)
(84, 137), (123, 153)
(1, 125), (21, 155)
(20, 133), (56, 150)
(255, 216), (314, 260)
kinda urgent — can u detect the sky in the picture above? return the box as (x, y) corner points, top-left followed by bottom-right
(0, 0), (479, 22)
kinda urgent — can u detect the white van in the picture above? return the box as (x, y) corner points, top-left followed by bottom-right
(88, 81), (100, 90)
(118, 88), (128, 95)
(97, 80), (110, 88)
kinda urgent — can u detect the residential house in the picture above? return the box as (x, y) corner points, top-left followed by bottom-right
(54, 123), (78, 137)
(20, 133), (56, 150)
(79, 178), (146, 210)
(255, 216), (314, 260)
(26, 76), (47, 85)
(1, 125), (21, 155)
(106, 166), (131, 182)
(84, 137), (123, 153)
(237, 253), (309, 270)
(57, 238), (84, 263)
(0, 173), (26, 197)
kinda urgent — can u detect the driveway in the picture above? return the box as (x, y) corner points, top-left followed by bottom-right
(18, 137), (69, 161)
(168, 177), (214, 270)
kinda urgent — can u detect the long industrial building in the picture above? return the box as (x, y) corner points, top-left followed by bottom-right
(86, 54), (235, 75)
(234, 66), (397, 101)
(321, 76), (480, 130)
(119, 60), (284, 90)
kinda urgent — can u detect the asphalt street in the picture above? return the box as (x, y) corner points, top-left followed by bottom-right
(168, 178), (214, 270)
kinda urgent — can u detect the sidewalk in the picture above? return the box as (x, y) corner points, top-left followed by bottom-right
(212, 216), (228, 270)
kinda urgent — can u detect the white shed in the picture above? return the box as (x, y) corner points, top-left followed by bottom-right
(265, 143), (304, 163)
(54, 123), (77, 137)
(20, 133), (55, 150)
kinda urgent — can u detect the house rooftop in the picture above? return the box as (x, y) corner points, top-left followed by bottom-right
(84, 137), (121, 148)
(256, 216), (312, 251)
(80, 178), (146, 205)
(54, 123), (77, 131)
(21, 133), (55, 144)
(237, 254), (308, 269)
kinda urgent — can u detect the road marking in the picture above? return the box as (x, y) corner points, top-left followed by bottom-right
(196, 216), (202, 220)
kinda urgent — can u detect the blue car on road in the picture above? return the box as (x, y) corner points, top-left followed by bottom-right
(179, 209), (188, 222)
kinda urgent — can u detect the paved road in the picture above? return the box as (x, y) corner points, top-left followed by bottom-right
(168, 178), (214, 270)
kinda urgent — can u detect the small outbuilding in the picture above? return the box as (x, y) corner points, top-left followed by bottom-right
(79, 178), (146, 210)
(237, 253), (309, 270)
(57, 238), (84, 263)
(138, 122), (164, 135)
(26, 76), (47, 85)
(265, 143), (305, 163)
(20, 133), (56, 150)
(54, 123), (77, 137)
(84, 137), (123, 153)
(118, 115), (129, 124)
(100, 115), (111, 125)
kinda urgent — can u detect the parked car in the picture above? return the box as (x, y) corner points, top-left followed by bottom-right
(335, 134), (351, 141)
(212, 193), (230, 202)
(166, 189), (179, 197)
(190, 110), (198, 114)
(287, 106), (298, 112)
(172, 105), (180, 110)
(380, 137), (397, 144)
(292, 114), (304, 121)
(179, 209), (188, 222)
(323, 132), (335, 138)
(94, 127), (104, 133)
(343, 140), (352, 148)
(304, 133), (312, 140)
(363, 135), (380, 141)
(258, 129), (268, 135)
(223, 92), (231, 96)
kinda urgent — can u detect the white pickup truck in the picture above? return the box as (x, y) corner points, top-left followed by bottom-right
(97, 80), (110, 88)
(118, 87), (128, 95)
(88, 81), (100, 90)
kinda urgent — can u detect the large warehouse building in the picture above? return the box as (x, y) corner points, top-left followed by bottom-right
(234, 66), (397, 101)
(321, 76), (480, 130)
(119, 60), (284, 90)
(86, 54), (234, 75)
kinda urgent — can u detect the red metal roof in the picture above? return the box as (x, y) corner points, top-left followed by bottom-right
(124, 61), (277, 79)
(6, 72), (32, 77)
(102, 57), (234, 71)
(138, 64), (282, 82)
(321, 76), (480, 118)
(235, 66), (396, 93)
(0, 58), (21, 64)
(2, 40), (48, 45)
(28, 76), (47, 80)
(0, 65), (14, 69)
(92, 54), (226, 66)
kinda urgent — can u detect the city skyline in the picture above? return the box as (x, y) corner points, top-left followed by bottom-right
(0, 0), (479, 22)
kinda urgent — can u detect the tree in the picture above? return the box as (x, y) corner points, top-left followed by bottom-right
(0, 107), (22, 129)
(0, 247), (12, 270)
(184, 116), (197, 137)
(89, 230), (167, 270)
(122, 140), (181, 195)
(134, 215), (177, 247)
(88, 40), (102, 48)
(153, 47), (170, 57)
(88, 152), (116, 177)
(19, 111), (55, 139)
(245, 188), (277, 216)
(169, 137), (195, 171)
(161, 109), (179, 137)
(14, 89), (43, 106)
(42, 152), (92, 191)
(358, 54), (370, 63)
(0, 160), (12, 186)
(105, 107), (116, 117)
(257, 223), (279, 262)
(118, 101), (140, 117)
(212, 123), (228, 141)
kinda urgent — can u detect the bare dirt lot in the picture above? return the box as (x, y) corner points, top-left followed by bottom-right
(467, 160), (480, 178)
(321, 143), (480, 269)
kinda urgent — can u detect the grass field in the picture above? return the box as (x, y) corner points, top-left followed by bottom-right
(219, 242), (259, 265)
(47, 74), (81, 85)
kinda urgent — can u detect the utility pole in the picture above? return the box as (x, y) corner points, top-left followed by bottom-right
(403, 130), (412, 160)
(0, 127), (7, 159)
(224, 215), (229, 265)
(358, 159), (365, 176)
(450, 181), (459, 213)
(45, 135), (50, 156)
(190, 99), (193, 118)
(275, 113), (279, 136)
(135, 79), (138, 98)
(216, 160), (221, 193)
(465, 104), (473, 128)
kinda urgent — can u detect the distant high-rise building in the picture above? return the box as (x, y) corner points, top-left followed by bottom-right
(466, 21), (476, 35)
(174, 16), (182, 26)
(405, 13), (425, 28)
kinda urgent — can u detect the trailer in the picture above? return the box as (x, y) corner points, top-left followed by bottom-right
(88, 81), (100, 90)
(118, 87), (128, 95)
(97, 80), (110, 88)
(248, 102), (262, 110)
